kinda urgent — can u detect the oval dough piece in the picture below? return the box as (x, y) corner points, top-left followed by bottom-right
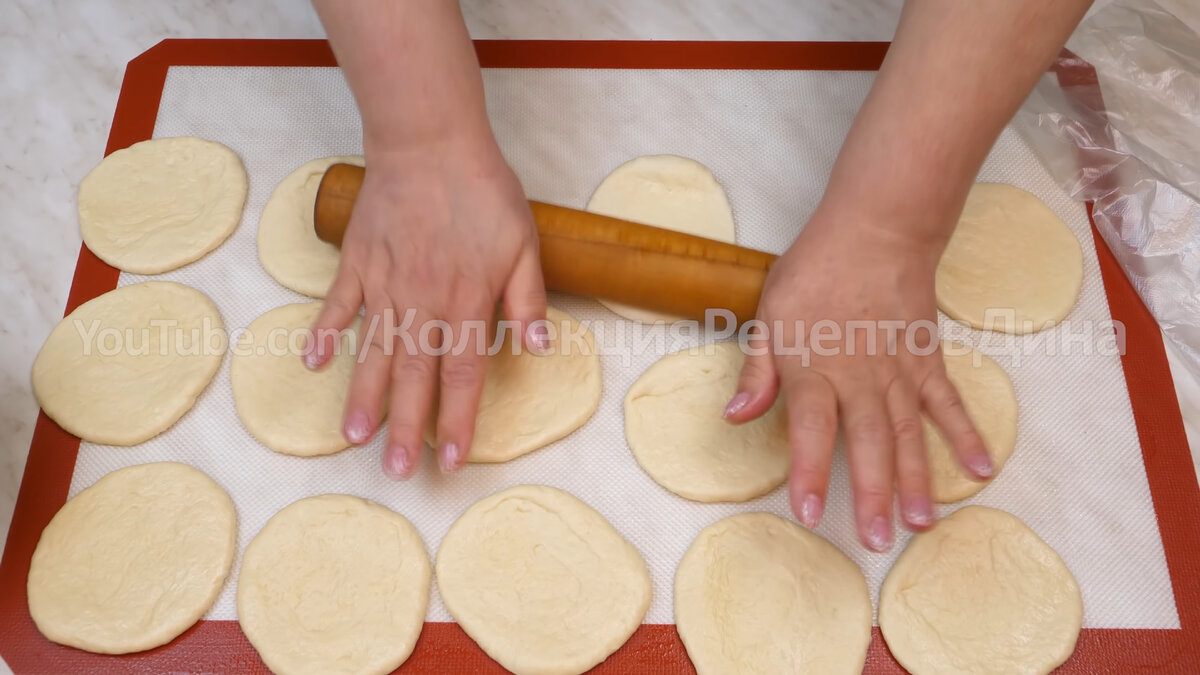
(625, 342), (789, 502)
(586, 155), (736, 323)
(27, 462), (236, 654)
(926, 342), (1018, 502)
(425, 307), (601, 463)
(238, 495), (430, 675)
(231, 302), (359, 456)
(879, 505), (1083, 675)
(436, 485), (651, 675)
(675, 513), (872, 675)
(31, 281), (224, 445)
(78, 137), (247, 274)
(258, 156), (363, 297)
(936, 183), (1083, 334)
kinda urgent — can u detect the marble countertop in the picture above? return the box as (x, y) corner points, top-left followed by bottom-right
(2, 0), (1197, 589)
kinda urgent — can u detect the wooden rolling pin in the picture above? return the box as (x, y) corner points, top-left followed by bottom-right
(314, 163), (777, 324)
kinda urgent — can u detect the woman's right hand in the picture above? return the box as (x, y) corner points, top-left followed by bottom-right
(304, 137), (547, 480)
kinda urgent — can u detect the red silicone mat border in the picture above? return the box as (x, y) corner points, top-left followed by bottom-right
(0, 38), (1196, 673)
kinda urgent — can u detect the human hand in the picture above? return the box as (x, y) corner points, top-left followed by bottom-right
(723, 205), (993, 552)
(304, 139), (547, 479)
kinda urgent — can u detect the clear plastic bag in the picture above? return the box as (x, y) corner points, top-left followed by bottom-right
(1014, 0), (1200, 381)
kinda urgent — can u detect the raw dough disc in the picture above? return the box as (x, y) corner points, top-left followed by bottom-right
(625, 341), (789, 502)
(258, 156), (363, 297)
(27, 462), (236, 654)
(424, 307), (601, 462)
(78, 137), (247, 274)
(586, 155), (736, 322)
(238, 495), (431, 675)
(879, 505), (1083, 675)
(436, 485), (651, 675)
(675, 513), (872, 675)
(31, 281), (224, 445)
(231, 302), (360, 456)
(936, 183), (1083, 334)
(926, 342), (1018, 503)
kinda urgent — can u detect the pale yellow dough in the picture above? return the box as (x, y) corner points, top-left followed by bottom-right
(936, 183), (1083, 334)
(78, 137), (246, 274)
(231, 302), (359, 456)
(258, 156), (363, 297)
(425, 307), (601, 462)
(27, 462), (236, 654)
(926, 343), (1019, 502)
(624, 342), (789, 502)
(31, 281), (224, 445)
(238, 495), (431, 675)
(675, 513), (872, 675)
(436, 485), (651, 675)
(879, 506), (1083, 675)
(586, 155), (736, 322)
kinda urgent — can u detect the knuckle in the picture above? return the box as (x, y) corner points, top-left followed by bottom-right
(394, 356), (435, 380)
(439, 360), (481, 390)
(849, 415), (890, 442)
(892, 415), (925, 443)
(791, 407), (836, 437)
(854, 484), (892, 505)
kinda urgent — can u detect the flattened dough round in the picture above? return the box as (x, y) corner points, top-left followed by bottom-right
(425, 307), (601, 463)
(79, 137), (247, 273)
(238, 495), (430, 675)
(926, 343), (1018, 502)
(231, 302), (359, 456)
(936, 183), (1083, 334)
(28, 462), (236, 653)
(625, 342), (789, 502)
(31, 281), (224, 445)
(675, 513), (871, 675)
(436, 485), (651, 675)
(879, 505), (1083, 675)
(258, 156), (363, 297)
(586, 155), (736, 322)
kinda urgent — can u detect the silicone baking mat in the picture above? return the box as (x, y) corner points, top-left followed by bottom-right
(1, 39), (1198, 673)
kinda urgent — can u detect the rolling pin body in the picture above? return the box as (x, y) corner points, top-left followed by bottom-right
(314, 163), (776, 324)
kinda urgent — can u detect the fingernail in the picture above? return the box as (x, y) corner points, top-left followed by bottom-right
(723, 392), (751, 419)
(344, 411), (371, 445)
(866, 516), (893, 552)
(903, 497), (935, 529)
(304, 346), (323, 369)
(799, 493), (824, 529)
(383, 446), (410, 480)
(529, 324), (550, 355)
(968, 452), (994, 479)
(439, 442), (462, 474)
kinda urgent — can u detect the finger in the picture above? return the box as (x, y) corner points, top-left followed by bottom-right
(502, 241), (549, 354)
(781, 369), (837, 530)
(920, 370), (993, 480)
(887, 378), (935, 531)
(434, 297), (494, 473)
(381, 307), (438, 481)
(341, 296), (394, 446)
(840, 383), (896, 552)
(724, 320), (780, 424)
(306, 266), (363, 370)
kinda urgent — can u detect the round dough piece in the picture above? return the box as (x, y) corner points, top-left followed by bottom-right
(425, 307), (601, 463)
(436, 485), (651, 675)
(625, 342), (789, 502)
(675, 513), (872, 675)
(231, 302), (360, 456)
(936, 183), (1083, 334)
(238, 495), (431, 675)
(879, 505), (1083, 675)
(27, 462), (236, 654)
(31, 281), (225, 445)
(926, 342), (1018, 502)
(586, 155), (736, 322)
(78, 137), (246, 274)
(258, 156), (363, 297)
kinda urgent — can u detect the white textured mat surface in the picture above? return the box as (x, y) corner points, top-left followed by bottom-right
(68, 65), (1176, 628)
